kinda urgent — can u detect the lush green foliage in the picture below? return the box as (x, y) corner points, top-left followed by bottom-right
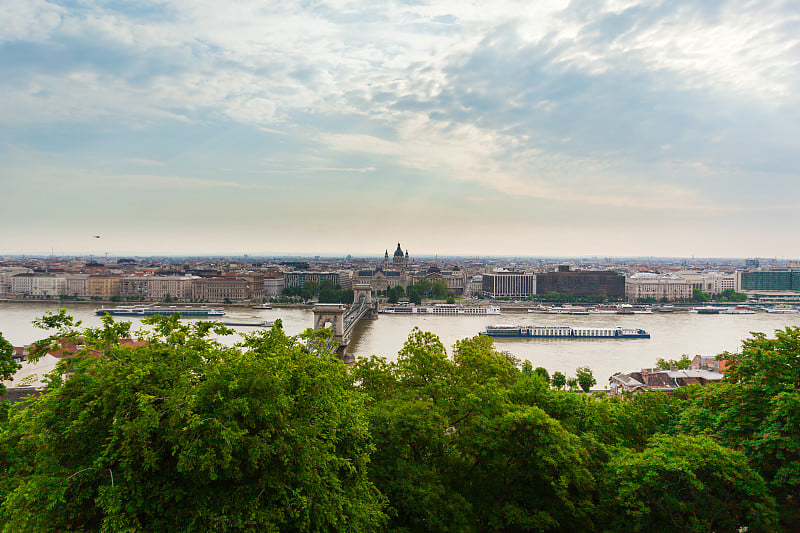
(283, 280), (353, 303)
(0, 315), (384, 532)
(3, 315), (798, 532)
(656, 354), (691, 370)
(384, 285), (404, 304)
(404, 280), (451, 304)
(0, 334), (21, 398)
(600, 434), (776, 532)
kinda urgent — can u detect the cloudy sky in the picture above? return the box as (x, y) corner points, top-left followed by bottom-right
(1, 0), (799, 258)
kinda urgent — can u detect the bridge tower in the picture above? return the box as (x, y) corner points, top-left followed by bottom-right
(352, 284), (373, 308)
(312, 303), (346, 345)
(312, 286), (377, 361)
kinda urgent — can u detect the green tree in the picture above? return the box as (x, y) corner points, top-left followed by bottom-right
(575, 367), (596, 393)
(406, 285), (423, 305)
(679, 327), (800, 528)
(691, 288), (710, 302)
(534, 366), (550, 383)
(0, 315), (386, 532)
(600, 434), (777, 532)
(551, 371), (566, 390)
(655, 355), (691, 370)
(0, 333), (22, 399)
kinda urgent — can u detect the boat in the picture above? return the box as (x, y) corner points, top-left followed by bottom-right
(548, 306), (590, 315)
(719, 306), (755, 315)
(480, 325), (650, 339)
(763, 306), (799, 314)
(527, 305), (550, 313)
(95, 307), (225, 317)
(615, 304), (653, 315)
(252, 304), (272, 309)
(655, 305), (674, 312)
(588, 305), (623, 314)
(691, 306), (724, 314)
(380, 304), (500, 315)
(201, 320), (274, 327)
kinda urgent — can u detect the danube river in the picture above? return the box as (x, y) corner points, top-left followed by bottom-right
(2, 302), (800, 384)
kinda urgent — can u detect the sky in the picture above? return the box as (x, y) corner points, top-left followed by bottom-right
(1, 0), (799, 258)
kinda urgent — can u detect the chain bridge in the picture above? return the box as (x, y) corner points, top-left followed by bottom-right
(312, 284), (377, 361)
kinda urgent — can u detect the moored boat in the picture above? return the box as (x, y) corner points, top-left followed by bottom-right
(480, 325), (650, 339)
(719, 306), (755, 314)
(96, 306), (225, 317)
(691, 306), (724, 314)
(380, 304), (500, 315)
(763, 306), (799, 314)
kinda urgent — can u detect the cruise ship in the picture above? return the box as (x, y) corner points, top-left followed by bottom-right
(95, 307), (226, 317)
(481, 325), (650, 339)
(380, 304), (500, 315)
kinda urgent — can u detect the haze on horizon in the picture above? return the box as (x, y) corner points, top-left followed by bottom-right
(1, 1), (799, 259)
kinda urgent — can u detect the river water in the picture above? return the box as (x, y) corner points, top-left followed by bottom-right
(3, 302), (800, 384)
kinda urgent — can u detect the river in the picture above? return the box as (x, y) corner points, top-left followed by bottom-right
(3, 302), (800, 383)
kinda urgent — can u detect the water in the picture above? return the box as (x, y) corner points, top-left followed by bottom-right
(3, 302), (800, 383)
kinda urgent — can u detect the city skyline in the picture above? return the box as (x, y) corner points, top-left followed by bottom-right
(2, 1), (799, 257)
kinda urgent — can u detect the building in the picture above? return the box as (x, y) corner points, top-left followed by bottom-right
(65, 274), (90, 298)
(120, 276), (150, 300)
(536, 266), (624, 298)
(263, 275), (285, 298)
(626, 273), (694, 301)
(86, 275), (121, 299)
(737, 269), (800, 292)
(235, 273), (265, 300)
(145, 276), (195, 301)
(285, 271), (352, 289)
(192, 277), (248, 302)
(10, 274), (67, 297)
(354, 269), (403, 292)
(468, 275), (484, 297)
(384, 243), (409, 270)
(0, 267), (31, 294)
(675, 271), (735, 295)
(609, 368), (724, 396)
(689, 354), (729, 373)
(482, 271), (536, 298)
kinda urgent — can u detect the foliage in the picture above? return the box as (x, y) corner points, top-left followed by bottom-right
(678, 326), (800, 529)
(575, 366), (596, 393)
(5, 315), (798, 532)
(0, 334), (22, 399)
(318, 280), (354, 304)
(714, 289), (747, 302)
(405, 280), (452, 304)
(600, 434), (777, 532)
(384, 285), (404, 304)
(655, 355), (691, 370)
(0, 315), (386, 532)
(351, 330), (594, 532)
(691, 288), (710, 302)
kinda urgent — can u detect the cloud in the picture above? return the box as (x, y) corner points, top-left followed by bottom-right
(2, 0), (799, 255)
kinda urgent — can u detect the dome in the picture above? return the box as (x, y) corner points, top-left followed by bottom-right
(393, 243), (404, 257)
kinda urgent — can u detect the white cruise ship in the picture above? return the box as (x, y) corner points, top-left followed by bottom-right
(380, 304), (500, 315)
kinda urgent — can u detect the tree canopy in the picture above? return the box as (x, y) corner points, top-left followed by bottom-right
(2, 315), (796, 532)
(0, 314), (385, 532)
